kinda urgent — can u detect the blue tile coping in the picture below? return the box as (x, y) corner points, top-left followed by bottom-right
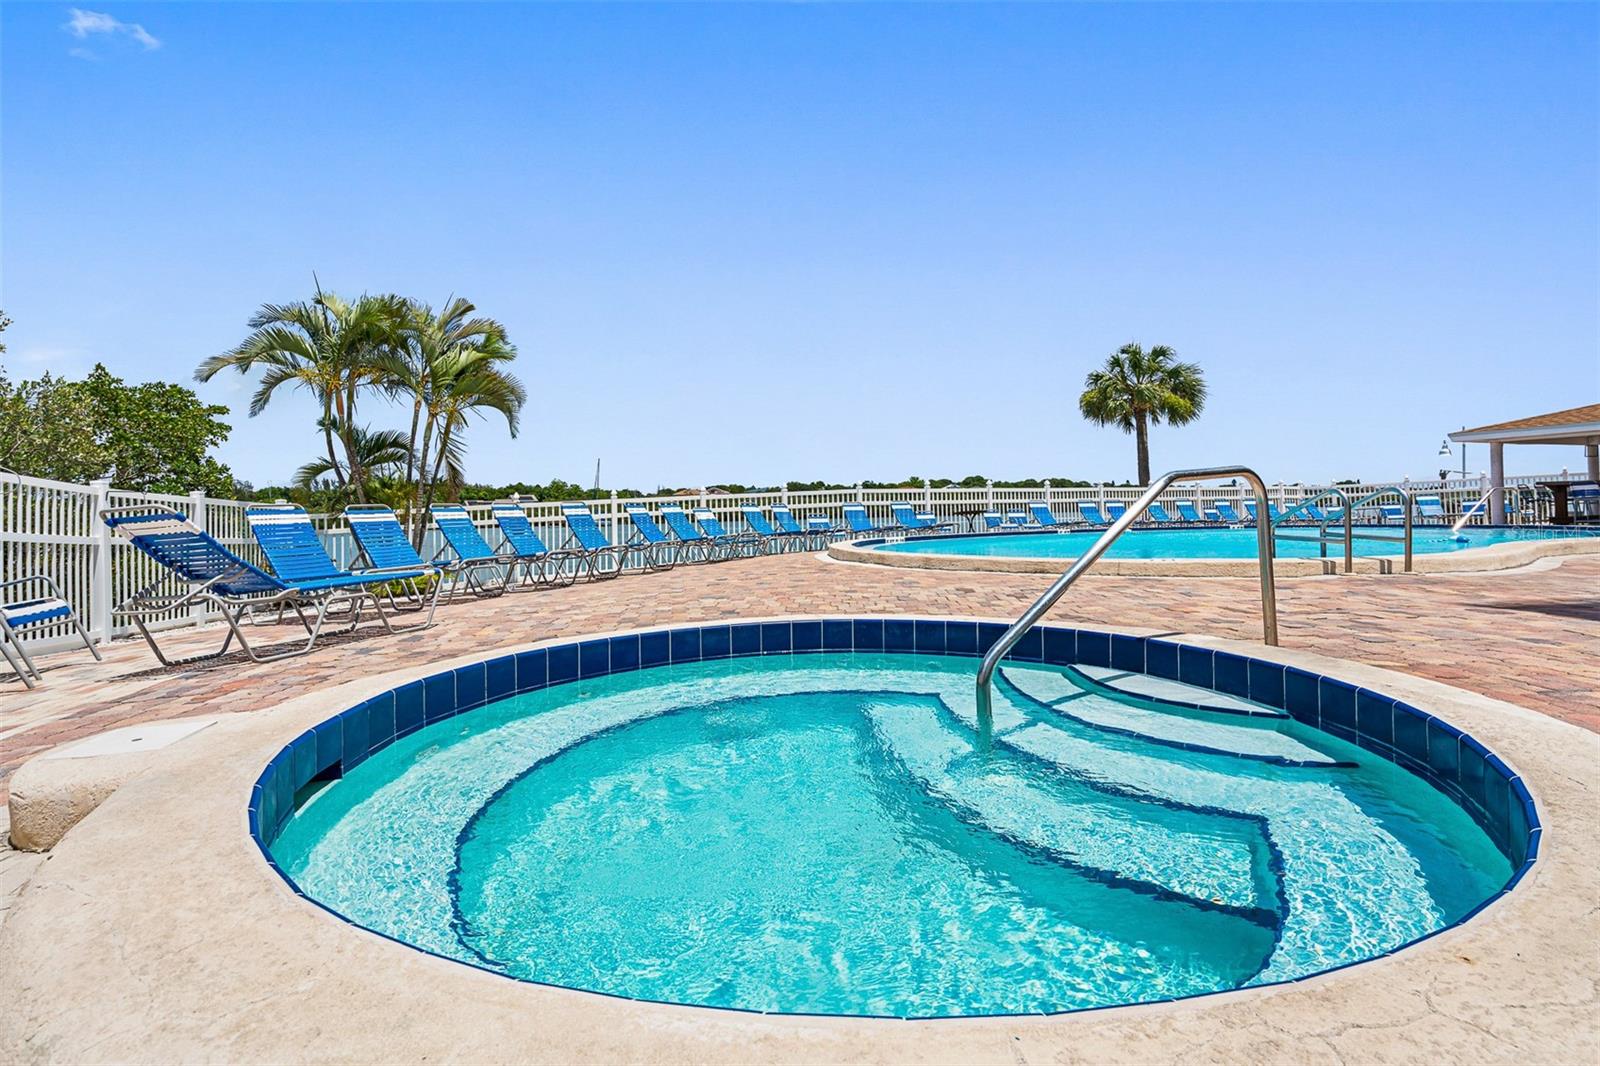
(250, 617), (1541, 1008)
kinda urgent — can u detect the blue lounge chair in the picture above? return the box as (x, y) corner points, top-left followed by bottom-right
(490, 502), (583, 585)
(342, 504), (493, 602)
(1146, 503), (1174, 524)
(806, 515), (839, 542)
(1174, 501), (1204, 524)
(429, 504), (524, 594)
(662, 504), (737, 561)
(249, 503), (442, 615)
(1078, 503), (1108, 526)
(1213, 501), (1244, 524)
(620, 504), (685, 564)
(1378, 503), (1408, 524)
(1028, 502), (1072, 528)
(1005, 509), (1033, 528)
(843, 504), (890, 537)
(695, 507), (765, 557)
(1300, 503), (1328, 523)
(1, 576), (101, 688)
(742, 506), (807, 553)
(1415, 496), (1446, 524)
(980, 511), (1021, 531)
(771, 505), (831, 549)
(890, 503), (952, 535)
(1105, 502), (1128, 522)
(558, 503), (631, 579)
(107, 507), (430, 666)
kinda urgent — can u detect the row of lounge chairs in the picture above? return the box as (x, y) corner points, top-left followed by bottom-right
(93, 499), (884, 667)
(36, 491), (1465, 674)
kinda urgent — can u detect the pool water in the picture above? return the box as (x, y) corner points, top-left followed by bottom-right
(272, 653), (1510, 1018)
(872, 525), (1600, 561)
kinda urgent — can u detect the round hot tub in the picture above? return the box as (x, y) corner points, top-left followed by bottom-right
(254, 619), (1537, 1019)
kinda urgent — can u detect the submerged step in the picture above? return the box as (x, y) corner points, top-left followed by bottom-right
(1067, 664), (1287, 718)
(1000, 666), (1347, 768)
(988, 716), (1443, 983)
(861, 696), (1275, 919)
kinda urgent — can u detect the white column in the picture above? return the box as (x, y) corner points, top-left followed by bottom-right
(90, 478), (113, 642)
(1489, 442), (1505, 524)
(188, 489), (207, 533)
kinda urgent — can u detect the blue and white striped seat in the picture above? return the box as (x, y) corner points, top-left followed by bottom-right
(0, 578), (100, 689)
(558, 503), (633, 579)
(3, 597), (73, 627)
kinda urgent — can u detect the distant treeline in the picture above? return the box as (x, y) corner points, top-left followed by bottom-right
(238, 474), (1114, 506)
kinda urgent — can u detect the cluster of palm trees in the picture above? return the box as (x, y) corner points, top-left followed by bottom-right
(196, 287), (524, 543)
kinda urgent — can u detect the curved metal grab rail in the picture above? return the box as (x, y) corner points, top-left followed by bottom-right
(1271, 488), (1356, 572)
(974, 465), (1280, 731)
(1337, 486), (1414, 572)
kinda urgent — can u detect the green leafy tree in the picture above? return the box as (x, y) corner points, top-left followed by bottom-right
(1078, 343), (1206, 485)
(0, 309), (11, 355)
(0, 371), (107, 481)
(196, 288), (405, 502)
(0, 364), (234, 493)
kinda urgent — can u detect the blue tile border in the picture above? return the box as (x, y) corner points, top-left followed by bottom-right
(251, 616), (1542, 974)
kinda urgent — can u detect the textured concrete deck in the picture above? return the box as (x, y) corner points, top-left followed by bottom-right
(4, 551), (1597, 809)
(0, 614), (1594, 1063)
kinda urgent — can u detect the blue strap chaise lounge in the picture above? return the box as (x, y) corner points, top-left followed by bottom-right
(741, 506), (808, 553)
(1078, 503), (1108, 526)
(490, 502), (582, 586)
(430, 503), (536, 593)
(1028, 502), (1073, 528)
(890, 503), (953, 535)
(694, 507), (766, 557)
(624, 504), (698, 565)
(248, 503), (443, 621)
(0, 575), (101, 688)
(842, 504), (892, 538)
(659, 504), (737, 562)
(771, 505), (832, 550)
(108, 507), (432, 666)
(342, 503), (495, 603)
(561, 503), (644, 578)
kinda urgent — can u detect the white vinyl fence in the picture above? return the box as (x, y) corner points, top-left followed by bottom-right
(0, 469), (1578, 653)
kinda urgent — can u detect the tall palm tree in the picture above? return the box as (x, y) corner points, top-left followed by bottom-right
(1079, 343), (1206, 485)
(196, 288), (404, 502)
(380, 298), (523, 542)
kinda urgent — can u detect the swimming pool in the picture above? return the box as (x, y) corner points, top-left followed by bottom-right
(872, 525), (1600, 562)
(257, 621), (1534, 1020)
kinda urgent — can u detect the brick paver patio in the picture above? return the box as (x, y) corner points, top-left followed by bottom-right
(2, 552), (1596, 804)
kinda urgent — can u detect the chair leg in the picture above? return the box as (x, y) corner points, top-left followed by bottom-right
(1, 638), (35, 689)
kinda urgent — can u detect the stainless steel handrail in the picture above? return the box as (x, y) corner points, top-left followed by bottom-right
(1271, 488), (1354, 572)
(1451, 487), (1494, 535)
(1340, 486), (1414, 572)
(974, 465), (1279, 730)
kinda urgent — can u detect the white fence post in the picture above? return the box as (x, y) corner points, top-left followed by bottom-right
(90, 478), (113, 643)
(189, 489), (207, 532)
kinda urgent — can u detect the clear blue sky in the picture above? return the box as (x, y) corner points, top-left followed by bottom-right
(3, 2), (1596, 490)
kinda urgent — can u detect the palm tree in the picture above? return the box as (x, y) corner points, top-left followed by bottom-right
(293, 424), (412, 500)
(196, 288), (404, 502)
(1079, 343), (1206, 485)
(380, 298), (523, 542)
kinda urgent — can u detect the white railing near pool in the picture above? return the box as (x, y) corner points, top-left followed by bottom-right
(0, 469), (1586, 654)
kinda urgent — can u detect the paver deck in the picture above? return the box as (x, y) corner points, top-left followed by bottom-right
(2, 552), (1597, 804)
